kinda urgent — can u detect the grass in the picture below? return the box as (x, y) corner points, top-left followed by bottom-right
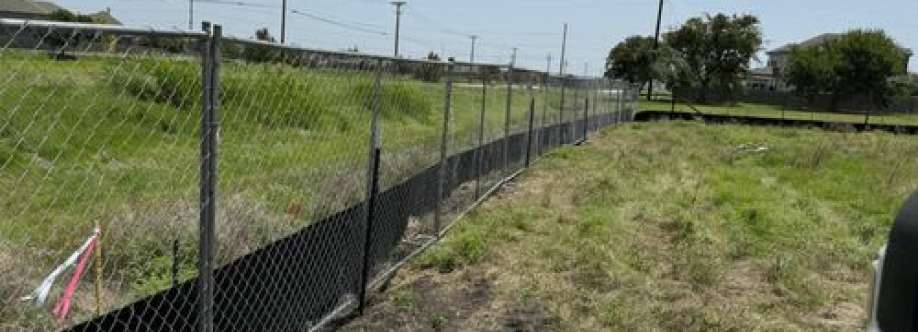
(344, 121), (918, 331)
(0, 49), (617, 329)
(639, 99), (918, 126)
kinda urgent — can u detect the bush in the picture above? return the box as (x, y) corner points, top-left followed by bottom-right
(109, 58), (202, 110)
(352, 79), (433, 122)
(112, 59), (399, 130)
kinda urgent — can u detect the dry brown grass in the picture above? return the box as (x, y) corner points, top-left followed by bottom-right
(344, 121), (918, 331)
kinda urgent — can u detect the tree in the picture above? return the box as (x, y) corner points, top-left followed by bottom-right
(255, 28), (276, 43)
(664, 13), (763, 103)
(786, 30), (908, 115)
(414, 51), (444, 82)
(605, 36), (658, 87)
(48, 9), (95, 23)
(45, 10), (98, 58)
(243, 28), (280, 62)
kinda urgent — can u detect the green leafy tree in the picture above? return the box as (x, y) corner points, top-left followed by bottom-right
(605, 36), (658, 87)
(255, 28), (276, 43)
(786, 30), (908, 114)
(243, 28), (280, 63)
(414, 51), (443, 82)
(44, 10), (97, 58)
(664, 13), (763, 103)
(47, 9), (95, 23)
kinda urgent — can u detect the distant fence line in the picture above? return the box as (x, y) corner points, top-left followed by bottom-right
(674, 87), (918, 114)
(0, 18), (638, 331)
(741, 90), (918, 114)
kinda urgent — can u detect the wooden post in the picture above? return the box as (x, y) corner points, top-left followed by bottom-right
(94, 221), (103, 315)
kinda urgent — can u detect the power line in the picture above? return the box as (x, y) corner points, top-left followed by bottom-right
(289, 8), (389, 36)
(192, 0), (391, 36)
(404, 8), (473, 38)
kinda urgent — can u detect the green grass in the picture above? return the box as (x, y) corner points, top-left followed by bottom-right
(639, 99), (918, 126)
(0, 49), (620, 328)
(347, 121), (918, 331)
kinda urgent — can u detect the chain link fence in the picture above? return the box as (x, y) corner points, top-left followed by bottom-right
(0, 18), (638, 331)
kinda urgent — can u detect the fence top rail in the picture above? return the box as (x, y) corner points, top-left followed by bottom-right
(0, 18), (209, 39)
(222, 34), (522, 70)
(0, 18), (616, 81)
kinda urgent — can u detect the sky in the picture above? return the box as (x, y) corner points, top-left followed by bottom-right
(50, 0), (918, 75)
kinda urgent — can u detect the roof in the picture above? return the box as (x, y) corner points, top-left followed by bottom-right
(0, 0), (55, 14)
(0, 1), (121, 25)
(31, 1), (61, 12)
(769, 32), (912, 56)
(769, 33), (843, 54)
(89, 9), (120, 25)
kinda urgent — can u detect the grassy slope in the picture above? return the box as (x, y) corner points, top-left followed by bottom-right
(0, 50), (611, 327)
(344, 121), (918, 331)
(639, 99), (918, 126)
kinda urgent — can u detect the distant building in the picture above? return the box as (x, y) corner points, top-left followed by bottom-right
(750, 33), (913, 92)
(87, 8), (121, 25)
(746, 67), (777, 91)
(0, 0), (63, 19)
(0, 0), (120, 24)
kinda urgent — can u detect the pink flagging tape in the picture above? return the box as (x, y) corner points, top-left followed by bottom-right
(52, 236), (96, 320)
(21, 228), (100, 305)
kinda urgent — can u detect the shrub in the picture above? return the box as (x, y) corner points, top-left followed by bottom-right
(352, 79), (433, 122)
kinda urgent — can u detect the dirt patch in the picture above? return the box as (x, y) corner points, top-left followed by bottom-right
(342, 270), (498, 331)
(501, 300), (559, 332)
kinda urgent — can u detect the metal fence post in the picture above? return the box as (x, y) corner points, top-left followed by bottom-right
(525, 96), (536, 167)
(616, 83), (623, 124)
(503, 64), (513, 173)
(582, 97), (589, 141)
(670, 87), (677, 117)
(539, 74), (548, 156)
(358, 59), (385, 314)
(606, 79), (616, 125)
(559, 77), (567, 144)
(434, 61), (454, 236)
(475, 76), (486, 199)
(198, 21), (220, 332)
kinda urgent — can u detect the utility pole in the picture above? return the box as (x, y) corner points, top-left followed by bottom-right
(188, 0), (193, 30)
(391, 1), (407, 57)
(469, 35), (478, 63)
(648, 0), (664, 101)
(281, 0), (288, 44)
(559, 23), (568, 143)
(559, 23), (568, 77)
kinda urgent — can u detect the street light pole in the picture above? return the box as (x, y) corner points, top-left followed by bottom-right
(559, 23), (568, 77)
(281, 0), (288, 44)
(188, 0), (194, 30)
(469, 35), (478, 63)
(649, 0), (664, 101)
(391, 1), (406, 57)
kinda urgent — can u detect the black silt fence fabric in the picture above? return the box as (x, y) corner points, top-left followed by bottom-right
(68, 116), (625, 332)
(69, 205), (366, 332)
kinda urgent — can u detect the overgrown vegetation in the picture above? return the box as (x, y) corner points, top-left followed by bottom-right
(0, 50), (575, 329)
(787, 30), (910, 114)
(346, 121), (918, 331)
(638, 99), (918, 126)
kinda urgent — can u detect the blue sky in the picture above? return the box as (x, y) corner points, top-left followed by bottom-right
(53, 0), (918, 75)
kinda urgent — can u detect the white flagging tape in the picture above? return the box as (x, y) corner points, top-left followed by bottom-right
(21, 228), (101, 305)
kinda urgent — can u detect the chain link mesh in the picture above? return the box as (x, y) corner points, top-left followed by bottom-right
(1, 19), (638, 331)
(1, 20), (208, 331)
